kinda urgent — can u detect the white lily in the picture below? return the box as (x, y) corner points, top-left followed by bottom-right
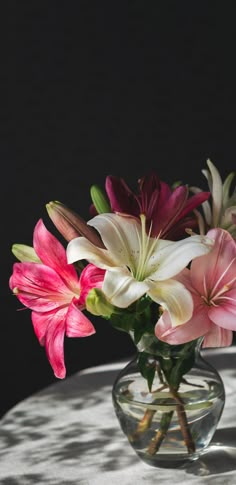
(191, 159), (236, 238)
(67, 213), (213, 327)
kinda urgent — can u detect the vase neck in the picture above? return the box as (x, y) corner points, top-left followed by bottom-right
(133, 333), (161, 355)
(130, 332), (201, 360)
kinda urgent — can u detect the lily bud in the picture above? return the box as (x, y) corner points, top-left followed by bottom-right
(12, 244), (41, 263)
(86, 288), (114, 317)
(46, 201), (105, 248)
(90, 185), (111, 214)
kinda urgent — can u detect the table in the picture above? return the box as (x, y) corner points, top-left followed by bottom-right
(0, 347), (236, 484)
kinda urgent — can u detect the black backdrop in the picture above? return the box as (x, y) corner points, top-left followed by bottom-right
(1, 2), (236, 418)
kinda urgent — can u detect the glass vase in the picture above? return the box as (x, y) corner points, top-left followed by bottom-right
(112, 335), (225, 468)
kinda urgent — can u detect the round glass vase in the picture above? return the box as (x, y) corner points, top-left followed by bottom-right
(112, 335), (225, 468)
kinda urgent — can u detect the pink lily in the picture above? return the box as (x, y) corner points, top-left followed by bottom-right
(9, 219), (105, 378)
(104, 173), (210, 240)
(155, 228), (236, 347)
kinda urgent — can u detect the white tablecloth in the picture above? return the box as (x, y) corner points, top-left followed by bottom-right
(0, 348), (236, 484)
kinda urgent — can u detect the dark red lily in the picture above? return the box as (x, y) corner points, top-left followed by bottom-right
(105, 173), (210, 240)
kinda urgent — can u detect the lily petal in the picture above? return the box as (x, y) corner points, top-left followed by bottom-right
(202, 325), (233, 348)
(103, 268), (149, 308)
(191, 229), (236, 296)
(190, 186), (212, 226)
(206, 159), (223, 227)
(31, 309), (59, 345)
(78, 263), (105, 305)
(148, 278), (193, 326)
(34, 219), (79, 290)
(88, 213), (143, 268)
(32, 309), (66, 378)
(222, 172), (235, 207)
(105, 175), (139, 215)
(208, 302), (236, 330)
(149, 234), (213, 281)
(9, 262), (75, 311)
(67, 237), (120, 269)
(222, 206), (236, 228)
(155, 306), (211, 344)
(65, 300), (96, 337)
(152, 185), (188, 237)
(177, 191), (211, 220)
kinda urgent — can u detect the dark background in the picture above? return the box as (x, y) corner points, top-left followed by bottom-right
(1, 2), (236, 418)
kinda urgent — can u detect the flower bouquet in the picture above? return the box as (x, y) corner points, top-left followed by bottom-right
(9, 159), (236, 467)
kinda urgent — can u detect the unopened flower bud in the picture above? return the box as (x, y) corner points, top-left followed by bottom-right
(12, 244), (41, 262)
(46, 201), (105, 248)
(86, 288), (114, 317)
(90, 185), (111, 214)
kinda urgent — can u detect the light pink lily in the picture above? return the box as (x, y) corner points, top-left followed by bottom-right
(155, 228), (236, 347)
(9, 219), (105, 378)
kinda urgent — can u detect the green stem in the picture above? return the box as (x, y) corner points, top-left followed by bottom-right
(129, 408), (156, 442)
(135, 336), (199, 456)
(147, 411), (174, 455)
(170, 387), (196, 454)
(129, 384), (168, 442)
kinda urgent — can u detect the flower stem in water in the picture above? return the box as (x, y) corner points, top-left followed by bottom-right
(147, 410), (174, 455)
(170, 387), (196, 453)
(129, 409), (156, 442)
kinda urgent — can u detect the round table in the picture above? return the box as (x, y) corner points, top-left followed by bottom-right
(0, 347), (236, 484)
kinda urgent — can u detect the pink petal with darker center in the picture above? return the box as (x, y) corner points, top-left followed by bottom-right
(33, 219), (79, 290)
(10, 262), (75, 311)
(65, 300), (96, 338)
(79, 264), (105, 305)
(32, 308), (67, 378)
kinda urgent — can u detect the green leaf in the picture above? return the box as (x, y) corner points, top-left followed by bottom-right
(109, 297), (154, 342)
(169, 353), (195, 388)
(159, 355), (173, 382)
(109, 312), (136, 333)
(135, 295), (152, 314)
(168, 340), (198, 388)
(132, 316), (154, 345)
(138, 352), (156, 392)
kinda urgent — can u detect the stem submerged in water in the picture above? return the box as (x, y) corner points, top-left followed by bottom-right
(144, 384), (195, 456)
(147, 410), (174, 455)
(170, 387), (196, 453)
(134, 336), (199, 456)
(129, 409), (156, 442)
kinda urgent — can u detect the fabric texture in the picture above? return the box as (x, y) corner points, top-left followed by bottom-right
(0, 349), (236, 484)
